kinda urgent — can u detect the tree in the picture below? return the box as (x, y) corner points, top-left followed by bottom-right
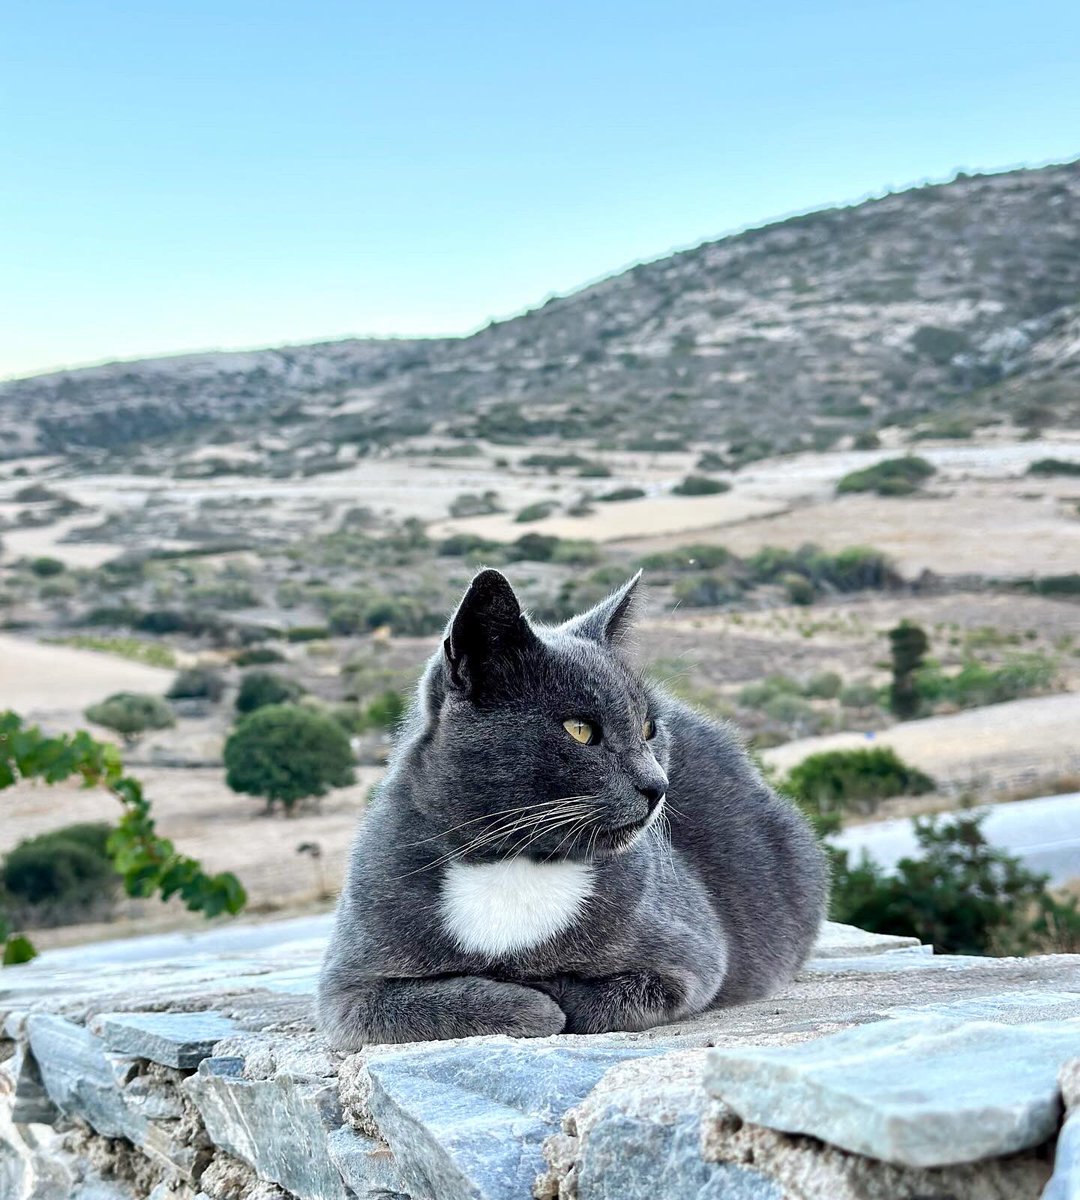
(235, 669), (303, 715)
(831, 811), (1080, 956)
(224, 704), (355, 813)
(84, 692), (175, 743)
(1, 712), (245, 964)
(888, 620), (929, 719)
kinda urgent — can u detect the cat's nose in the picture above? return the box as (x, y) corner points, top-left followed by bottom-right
(637, 784), (666, 812)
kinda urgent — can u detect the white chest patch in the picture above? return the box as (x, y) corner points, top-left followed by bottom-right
(440, 858), (595, 959)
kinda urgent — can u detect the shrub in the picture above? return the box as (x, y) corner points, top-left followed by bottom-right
(782, 573), (816, 605)
(577, 462), (612, 478)
(361, 690), (406, 731)
(550, 540), (602, 566)
(285, 625), (330, 643)
(916, 652), (1057, 711)
(839, 681), (880, 709)
(2, 823), (118, 916)
(515, 502), (557, 523)
(235, 670), (303, 715)
(449, 491), (502, 517)
(234, 646), (285, 666)
(672, 475), (731, 497)
(837, 456), (936, 496)
(597, 487), (646, 502)
(29, 556), (65, 578)
(853, 431), (881, 450)
(804, 671), (842, 700)
(438, 533), (502, 558)
(672, 574), (738, 608)
(782, 746), (934, 827)
(831, 811), (1080, 955)
(167, 666), (225, 703)
(520, 453), (589, 471)
(84, 693), (175, 743)
(1027, 458), (1080, 477)
(640, 544), (730, 572)
(224, 705), (355, 812)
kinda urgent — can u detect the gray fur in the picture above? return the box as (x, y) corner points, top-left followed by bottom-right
(318, 568), (828, 1048)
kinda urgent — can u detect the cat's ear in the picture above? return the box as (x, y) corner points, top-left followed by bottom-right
(560, 570), (643, 646)
(443, 568), (538, 693)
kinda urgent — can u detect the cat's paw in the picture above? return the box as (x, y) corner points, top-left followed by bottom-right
(499, 984), (567, 1038)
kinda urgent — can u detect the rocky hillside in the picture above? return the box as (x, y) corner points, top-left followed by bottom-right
(4, 159), (1079, 459)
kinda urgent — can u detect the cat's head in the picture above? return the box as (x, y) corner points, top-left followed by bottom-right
(416, 568), (670, 863)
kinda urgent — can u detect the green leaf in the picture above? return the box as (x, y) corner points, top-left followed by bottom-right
(3, 935), (37, 965)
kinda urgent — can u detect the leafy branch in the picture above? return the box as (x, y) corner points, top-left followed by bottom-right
(1, 711), (246, 964)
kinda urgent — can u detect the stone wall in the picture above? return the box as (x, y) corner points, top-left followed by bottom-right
(1, 919), (1078, 1200)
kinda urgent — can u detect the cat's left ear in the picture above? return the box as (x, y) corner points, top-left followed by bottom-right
(560, 570), (643, 646)
(444, 568), (539, 694)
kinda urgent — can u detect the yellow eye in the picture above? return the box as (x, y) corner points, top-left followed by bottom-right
(643, 718), (657, 740)
(563, 718), (595, 745)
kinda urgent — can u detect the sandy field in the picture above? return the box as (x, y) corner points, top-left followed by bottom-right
(0, 634), (175, 722)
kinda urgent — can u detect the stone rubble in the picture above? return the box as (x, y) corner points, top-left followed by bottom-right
(0, 920), (1077, 1200)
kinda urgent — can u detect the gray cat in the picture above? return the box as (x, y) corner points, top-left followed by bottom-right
(318, 569), (828, 1048)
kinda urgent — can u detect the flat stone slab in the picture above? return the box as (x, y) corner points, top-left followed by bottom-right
(90, 1010), (240, 1068)
(706, 1014), (1080, 1168)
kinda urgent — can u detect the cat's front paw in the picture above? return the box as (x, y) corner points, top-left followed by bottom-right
(499, 984), (567, 1038)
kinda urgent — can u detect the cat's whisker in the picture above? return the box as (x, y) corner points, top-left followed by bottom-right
(400, 795), (599, 847)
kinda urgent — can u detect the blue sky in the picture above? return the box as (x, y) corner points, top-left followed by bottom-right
(2, 0), (1078, 380)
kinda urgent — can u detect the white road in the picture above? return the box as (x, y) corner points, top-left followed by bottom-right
(832, 792), (1080, 885)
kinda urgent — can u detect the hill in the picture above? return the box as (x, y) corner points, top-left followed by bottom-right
(3, 160), (1079, 460)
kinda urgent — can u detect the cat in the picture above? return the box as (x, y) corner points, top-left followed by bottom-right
(318, 568), (828, 1048)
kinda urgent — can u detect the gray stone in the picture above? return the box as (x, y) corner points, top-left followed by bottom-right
(887, 990), (1080, 1025)
(91, 1010), (240, 1068)
(810, 922), (925, 958)
(706, 1015), (1080, 1168)
(1043, 1109), (1080, 1200)
(361, 1038), (660, 1200)
(186, 1055), (348, 1200)
(326, 1126), (408, 1199)
(26, 1014), (147, 1142)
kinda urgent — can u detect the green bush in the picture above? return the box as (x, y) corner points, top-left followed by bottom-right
(888, 620), (929, 719)
(438, 533), (502, 558)
(449, 491), (502, 517)
(514, 501), (557, 523)
(782, 746), (934, 827)
(640, 544), (730, 572)
(85, 693), (175, 742)
(597, 487), (646, 502)
(672, 475), (731, 497)
(234, 646), (285, 666)
(853, 431), (881, 450)
(782, 572), (816, 605)
(361, 690), (406, 731)
(803, 671), (842, 700)
(1018, 574), (1080, 597)
(916, 652), (1056, 711)
(672, 574), (738, 608)
(837, 456), (936, 496)
(839, 681), (880, 709)
(285, 625), (330, 642)
(235, 670), (303, 715)
(224, 704), (356, 812)
(2, 823), (118, 915)
(29, 556), (65, 578)
(831, 811), (1080, 955)
(1027, 458), (1080, 477)
(167, 666), (225, 703)
(747, 545), (897, 592)
(520, 453), (589, 471)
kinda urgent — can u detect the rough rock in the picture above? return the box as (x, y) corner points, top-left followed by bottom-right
(705, 1014), (1080, 1167)
(2, 919), (1079, 1200)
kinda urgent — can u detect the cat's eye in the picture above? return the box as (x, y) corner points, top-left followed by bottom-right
(643, 718), (657, 741)
(563, 718), (596, 745)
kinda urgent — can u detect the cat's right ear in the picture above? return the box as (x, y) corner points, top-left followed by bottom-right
(443, 569), (538, 695)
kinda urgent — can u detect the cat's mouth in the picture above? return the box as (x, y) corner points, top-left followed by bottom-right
(594, 798), (665, 856)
